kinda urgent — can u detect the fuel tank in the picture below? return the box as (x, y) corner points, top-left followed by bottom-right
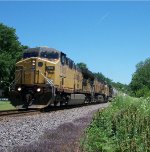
(67, 94), (85, 105)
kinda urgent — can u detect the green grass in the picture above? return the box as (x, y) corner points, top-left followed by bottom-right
(81, 95), (150, 152)
(0, 101), (15, 111)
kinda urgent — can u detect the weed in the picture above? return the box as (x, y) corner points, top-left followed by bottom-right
(81, 96), (150, 152)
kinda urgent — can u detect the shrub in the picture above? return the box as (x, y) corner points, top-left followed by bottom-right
(81, 96), (150, 152)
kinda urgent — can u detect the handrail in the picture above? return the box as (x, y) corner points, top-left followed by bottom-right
(10, 69), (55, 89)
(39, 71), (54, 86)
(39, 70), (55, 99)
(10, 69), (23, 90)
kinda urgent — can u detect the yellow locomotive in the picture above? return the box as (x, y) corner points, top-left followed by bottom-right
(10, 47), (112, 109)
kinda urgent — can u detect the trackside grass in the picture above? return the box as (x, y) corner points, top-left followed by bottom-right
(81, 96), (150, 152)
(0, 101), (15, 111)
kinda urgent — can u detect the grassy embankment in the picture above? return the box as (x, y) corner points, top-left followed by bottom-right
(0, 101), (15, 110)
(81, 96), (150, 152)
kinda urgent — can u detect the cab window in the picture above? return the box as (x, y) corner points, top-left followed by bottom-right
(61, 53), (66, 65)
(23, 52), (38, 59)
(69, 60), (73, 69)
(40, 51), (59, 60)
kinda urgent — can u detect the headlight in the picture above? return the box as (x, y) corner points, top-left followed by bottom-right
(32, 60), (36, 66)
(17, 87), (22, 91)
(37, 88), (41, 92)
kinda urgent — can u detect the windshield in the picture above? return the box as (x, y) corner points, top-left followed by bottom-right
(23, 52), (39, 59)
(40, 51), (59, 60)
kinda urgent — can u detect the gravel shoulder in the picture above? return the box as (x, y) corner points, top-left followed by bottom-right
(0, 103), (108, 152)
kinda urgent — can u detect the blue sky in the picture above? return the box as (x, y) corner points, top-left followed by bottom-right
(0, 1), (150, 84)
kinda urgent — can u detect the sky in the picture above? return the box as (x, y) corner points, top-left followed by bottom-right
(0, 1), (150, 84)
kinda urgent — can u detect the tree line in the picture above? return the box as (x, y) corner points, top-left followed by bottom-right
(0, 23), (149, 98)
(130, 58), (150, 97)
(0, 23), (27, 96)
(76, 62), (129, 94)
(77, 58), (150, 98)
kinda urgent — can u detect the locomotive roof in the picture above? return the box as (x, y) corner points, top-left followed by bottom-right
(81, 68), (95, 80)
(25, 47), (61, 54)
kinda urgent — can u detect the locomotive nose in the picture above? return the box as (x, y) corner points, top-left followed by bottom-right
(10, 85), (54, 109)
(15, 58), (37, 85)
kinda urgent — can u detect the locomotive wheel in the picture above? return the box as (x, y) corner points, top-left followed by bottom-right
(35, 92), (53, 106)
(10, 91), (22, 107)
(102, 95), (108, 103)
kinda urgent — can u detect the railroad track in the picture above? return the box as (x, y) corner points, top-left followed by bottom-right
(0, 101), (110, 118)
(0, 109), (39, 117)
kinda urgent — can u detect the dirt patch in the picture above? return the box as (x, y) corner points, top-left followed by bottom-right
(12, 114), (94, 152)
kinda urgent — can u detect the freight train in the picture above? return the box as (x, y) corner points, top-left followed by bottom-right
(10, 47), (113, 109)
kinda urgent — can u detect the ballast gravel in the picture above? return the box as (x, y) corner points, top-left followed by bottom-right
(0, 103), (108, 152)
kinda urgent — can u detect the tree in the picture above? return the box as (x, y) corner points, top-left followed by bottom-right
(94, 72), (112, 85)
(112, 82), (129, 94)
(94, 72), (106, 82)
(130, 58), (150, 97)
(0, 23), (27, 96)
(76, 62), (88, 70)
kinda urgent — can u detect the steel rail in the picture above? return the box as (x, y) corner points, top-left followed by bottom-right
(0, 109), (39, 117)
